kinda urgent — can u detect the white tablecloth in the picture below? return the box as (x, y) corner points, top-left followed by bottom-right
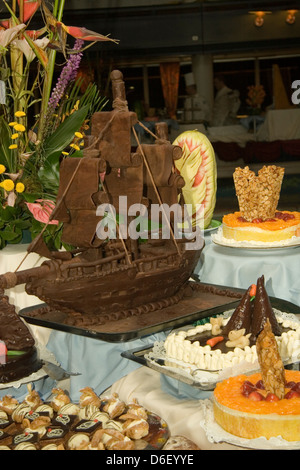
(2, 238), (300, 448)
(195, 238), (300, 307)
(257, 109), (300, 142)
(0, 244), (49, 337)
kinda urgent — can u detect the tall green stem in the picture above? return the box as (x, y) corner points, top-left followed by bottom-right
(10, 0), (25, 115)
(37, 0), (65, 142)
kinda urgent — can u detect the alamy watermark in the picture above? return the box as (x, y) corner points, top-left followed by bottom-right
(95, 196), (204, 250)
(291, 80), (300, 105)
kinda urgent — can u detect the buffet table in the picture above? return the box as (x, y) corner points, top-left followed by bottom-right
(1, 238), (300, 449)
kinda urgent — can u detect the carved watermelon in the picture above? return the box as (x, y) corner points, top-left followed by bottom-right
(173, 130), (217, 229)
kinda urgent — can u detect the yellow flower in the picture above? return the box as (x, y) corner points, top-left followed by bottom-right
(0, 179), (14, 192)
(15, 182), (25, 193)
(13, 123), (26, 132)
(15, 111), (26, 118)
(0, 164), (5, 174)
(74, 131), (83, 139)
(9, 121), (17, 127)
(11, 133), (19, 140)
(62, 151), (69, 156)
(9, 144), (18, 150)
(70, 143), (80, 151)
(73, 100), (80, 111)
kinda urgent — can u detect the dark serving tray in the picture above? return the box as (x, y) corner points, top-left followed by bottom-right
(19, 282), (300, 343)
(19, 281), (242, 342)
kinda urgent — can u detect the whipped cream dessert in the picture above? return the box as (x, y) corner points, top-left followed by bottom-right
(164, 311), (300, 372)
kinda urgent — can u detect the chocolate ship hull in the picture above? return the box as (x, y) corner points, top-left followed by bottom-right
(24, 248), (201, 316)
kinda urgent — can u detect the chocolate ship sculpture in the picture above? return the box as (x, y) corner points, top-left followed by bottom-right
(0, 70), (203, 319)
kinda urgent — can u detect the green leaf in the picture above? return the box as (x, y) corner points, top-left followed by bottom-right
(37, 105), (90, 192)
(42, 104), (90, 161)
(0, 206), (17, 222)
(38, 153), (60, 193)
(0, 228), (21, 242)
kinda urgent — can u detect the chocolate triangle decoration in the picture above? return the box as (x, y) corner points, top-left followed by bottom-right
(222, 286), (252, 336)
(250, 275), (282, 342)
(0, 290), (35, 350)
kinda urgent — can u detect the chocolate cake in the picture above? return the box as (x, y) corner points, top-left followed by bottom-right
(0, 290), (42, 384)
(164, 275), (300, 372)
(187, 275), (283, 349)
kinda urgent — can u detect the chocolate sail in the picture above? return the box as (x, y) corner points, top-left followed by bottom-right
(221, 285), (252, 336)
(250, 275), (282, 342)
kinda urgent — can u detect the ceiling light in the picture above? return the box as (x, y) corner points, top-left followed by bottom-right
(249, 11), (272, 27)
(286, 9), (297, 24)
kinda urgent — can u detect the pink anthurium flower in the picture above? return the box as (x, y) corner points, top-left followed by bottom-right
(26, 199), (59, 225)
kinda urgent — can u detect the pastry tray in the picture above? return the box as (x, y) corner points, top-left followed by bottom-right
(19, 281), (245, 343)
(121, 297), (300, 390)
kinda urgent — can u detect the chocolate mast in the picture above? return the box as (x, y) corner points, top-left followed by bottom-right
(250, 275), (282, 342)
(221, 286), (252, 336)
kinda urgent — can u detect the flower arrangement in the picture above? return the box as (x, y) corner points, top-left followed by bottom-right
(0, 0), (118, 250)
(246, 84), (266, 114)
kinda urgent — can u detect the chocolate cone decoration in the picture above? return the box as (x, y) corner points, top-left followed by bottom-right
(222, 286), (252, 336)
(250, 275), (282, 342)
(0, 290), (35, 350)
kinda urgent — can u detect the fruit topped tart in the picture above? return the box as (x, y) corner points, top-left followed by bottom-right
(217, 165), (300, 244)
(213, 319), (300, 442)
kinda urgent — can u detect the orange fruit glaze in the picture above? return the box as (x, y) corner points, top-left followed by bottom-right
(223, 211), (300, 231)
(214, 370), (300, 415)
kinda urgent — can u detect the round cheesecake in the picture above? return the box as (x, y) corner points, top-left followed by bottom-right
(222, 211), (300, 243)
(213, 370), (300, 442)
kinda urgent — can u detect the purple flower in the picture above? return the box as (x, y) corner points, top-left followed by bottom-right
(47, 38), (84, 112)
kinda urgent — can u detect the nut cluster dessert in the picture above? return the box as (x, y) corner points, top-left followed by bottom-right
(0, 385), (169, 450)
(233, 165), (284, 222)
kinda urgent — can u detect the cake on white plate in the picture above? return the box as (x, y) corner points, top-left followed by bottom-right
(217, 165), (300, 245)
(213, 320), (300, 442)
